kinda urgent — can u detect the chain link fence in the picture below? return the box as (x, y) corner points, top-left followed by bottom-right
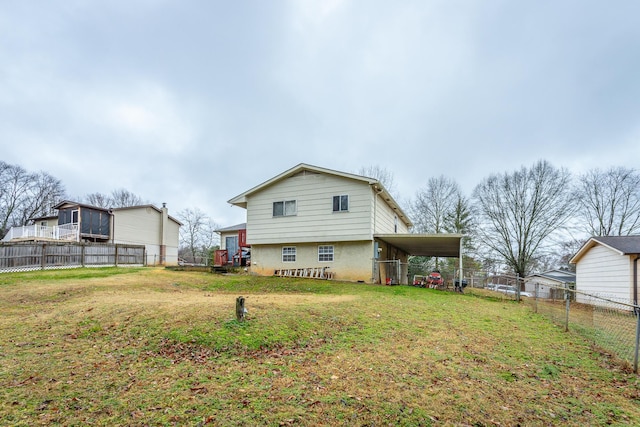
(469, 281), (640, 372)
(530, 285), (639, 372)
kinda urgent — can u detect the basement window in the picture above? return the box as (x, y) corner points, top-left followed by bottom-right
(282, 246), (296, 262)
(318, 245), (334, 262)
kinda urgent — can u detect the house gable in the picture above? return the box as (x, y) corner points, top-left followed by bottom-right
(228, 164), (412, 246)
(244, 170), (375, 244)
(228, 164), (411, 227)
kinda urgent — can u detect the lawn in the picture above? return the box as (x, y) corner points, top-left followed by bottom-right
(1, 267), (639, 426)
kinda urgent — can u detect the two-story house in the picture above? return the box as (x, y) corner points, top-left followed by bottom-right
(3, 201), (181, 266)
(228, 164), (463, 283)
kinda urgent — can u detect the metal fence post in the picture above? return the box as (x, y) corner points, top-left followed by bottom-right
(534, 283), (539, 313)
(634, 307), (640, 374)
(564, 282), (570, 332)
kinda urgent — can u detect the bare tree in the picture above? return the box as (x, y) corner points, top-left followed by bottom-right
(409, 176), (463, 270)
(177, 207), (219, 264)
(410, 175), (461, 234)
(575, 166), (640, 236)
(16, 171), (66, 224)
(82, 189), (144, 208)
(359, 165), (398, 199)
(84, 192), (112, 208)
(110, 188), (144, 208)
(0, 162), (66, 236)
(473, 160), (575, 278)
(0, 162), (30, 235)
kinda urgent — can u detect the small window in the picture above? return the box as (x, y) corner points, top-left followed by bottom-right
(332, 195), (349, 212)
(318, 245), (334, 262)
(273, 200), (297, 217)
(282, 246), (296, 262)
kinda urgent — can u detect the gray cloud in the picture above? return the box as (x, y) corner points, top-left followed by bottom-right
(2, 0), (639, 226)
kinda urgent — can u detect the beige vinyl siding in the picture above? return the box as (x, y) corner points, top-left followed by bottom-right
(246, 173), (373, 245)
(112, 207), (180, 266)
(113, 208), (162, 245)
(374, 191), (409, 234)
(575, 244), (633, 303)
(250, 241), (374, 282)
(163, 221), (180, 266)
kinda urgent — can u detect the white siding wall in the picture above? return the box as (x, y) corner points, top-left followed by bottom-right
(576, 244), (632, 303)
(246, 173), (374, 244)
(250, 241), (374, 282)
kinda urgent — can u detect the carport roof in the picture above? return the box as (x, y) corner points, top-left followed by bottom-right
(374, 233), (463, 257)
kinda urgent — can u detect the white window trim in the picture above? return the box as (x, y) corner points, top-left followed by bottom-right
(318, 245), (334, 262)
(332, 195), (349, 212)
(282, 246), (296, 262)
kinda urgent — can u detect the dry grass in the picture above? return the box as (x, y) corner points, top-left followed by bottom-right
(1, 267), (640, 426)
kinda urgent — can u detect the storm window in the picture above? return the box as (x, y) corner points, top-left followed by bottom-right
(273, 200), (297, 217)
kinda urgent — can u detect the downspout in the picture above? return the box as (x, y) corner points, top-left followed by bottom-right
(109, 209), (114, 244)
(160, 203), (168, 266)
(372, 185), (384, 283)
(459, 236), (463, 291)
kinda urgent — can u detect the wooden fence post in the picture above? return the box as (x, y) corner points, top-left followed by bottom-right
(235, 296), (247, 322)
(41, 243), (46, 270)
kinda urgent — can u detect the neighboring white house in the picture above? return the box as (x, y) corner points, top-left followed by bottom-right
(524, 269), (576, 299)
(2, 201), (182, 266)
(570, 236), (640, 305)
(227, 163), (463, 283)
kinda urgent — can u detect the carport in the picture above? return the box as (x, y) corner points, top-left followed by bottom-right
(373, 233), (464, 285)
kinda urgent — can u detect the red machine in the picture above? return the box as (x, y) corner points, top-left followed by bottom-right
(426, 270), (443, 288)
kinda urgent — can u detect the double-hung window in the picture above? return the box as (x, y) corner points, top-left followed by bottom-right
(273, 200), (297, 217)
(332, 195), (349, 212)
(318, 245), (334, 262)
(282, 247), (296, 262)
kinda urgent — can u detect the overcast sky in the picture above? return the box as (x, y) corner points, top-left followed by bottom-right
(2, 1), (639, 227)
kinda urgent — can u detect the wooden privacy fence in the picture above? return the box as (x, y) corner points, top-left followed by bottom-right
(0, 242), (146, 273)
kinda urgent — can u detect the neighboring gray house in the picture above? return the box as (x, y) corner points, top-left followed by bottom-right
(2, 201), (181, 266)
(227, 163), (463, 283)
(570, 236), (640, 305)
(524, 269), (576, 299)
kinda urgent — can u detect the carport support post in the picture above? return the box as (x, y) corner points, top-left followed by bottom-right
(458, 238), (463, 290)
